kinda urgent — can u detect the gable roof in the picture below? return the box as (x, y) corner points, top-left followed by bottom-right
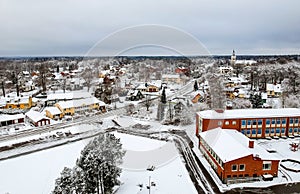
(25, 110), (48, 122)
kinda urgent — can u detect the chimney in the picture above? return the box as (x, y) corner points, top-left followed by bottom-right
(249, 140), (254, 148)
(215, 109), (224, 113)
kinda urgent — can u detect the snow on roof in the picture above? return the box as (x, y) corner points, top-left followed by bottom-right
(197, 108), (300, 119)
(44, 107), (62, 115)
(56, 97), (104, 109)
(235, 60), (257, 65)
(199, 128), (279, 163)
(162, 74), (180, 79)
(47, 92), (92, 101)
(0, 114), (24, 122)
(266, 84), (282, 93)
(25, 110), (48, 122)
(113, 117), (138, 128)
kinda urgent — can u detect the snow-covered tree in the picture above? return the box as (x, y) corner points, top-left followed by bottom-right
(193, 80), (198, 91)
(53, 134), (125, 194)
(161, 87), (167, 104)
(77, 134), (125, 194)
(53, 167), (73, 194)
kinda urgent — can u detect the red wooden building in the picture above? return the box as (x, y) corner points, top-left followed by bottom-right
(196, 108), (300, 139)
(199, 128), (280, 183)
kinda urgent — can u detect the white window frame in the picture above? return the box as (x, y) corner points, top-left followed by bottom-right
(239, 164), (245, 171)
(231, 164), (238, 171)
(263, 161), (272, 170)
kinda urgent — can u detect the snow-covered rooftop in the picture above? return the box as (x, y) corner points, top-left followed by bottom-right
(47, 92), (92, 101)
(44, 107), (62, 115)
(266, 84), (282, 93)
(56, 97), (105, 109)
(0, 114), (24, 122)
(25, 110), (48, 122)
(197, 108), (300, 119)
(199, 128), (279, 163)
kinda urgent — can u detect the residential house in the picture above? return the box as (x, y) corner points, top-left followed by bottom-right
(162, 74), (182, 84)
(45, 107), (63, 120)
(0, 114), (25, 127)
(55, 97), (106, 116)
(266, 84), (282, 98)
(25, 110), (50, 127)
(1, 96), (33, 109)
(46, 92), (92, 106)
(126, 90), (144, 101)
(199, 128), (279, 183)
(196, 108), (300, 138)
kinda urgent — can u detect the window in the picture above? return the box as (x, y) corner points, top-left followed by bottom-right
(272, 119), (276, 125)
(265, 129), (270, 134)
(242, 120), (246, 126)
(271, 128), (275, 134)
(258, 119), (262, 125)
(218, 121), (222, 126)
(289, 128), (293, 133)
(225, 121), (229, 125)
(252, 120), (257, 125)
(276, 128), (280, 134)
(247, 130), (251, 135)
(232, 121), (236, 125)
(239, 164), (245, 171)
(247, 120), (252, 125)
(290, 118), (294, 124)
(276, 119), (281, 125)
(232, 164), (238, 171)
(241, 130), (246, 134)
(252, 129), (257, 135)
(282, 119), (286, 125)
(294, 128), (298, 133)
(263, 161), (272, 170)
(281, 128), (285, 134)
(257, 128), (262, 134)
(266, 119), (271, 125)
(295, 118), (299, 124)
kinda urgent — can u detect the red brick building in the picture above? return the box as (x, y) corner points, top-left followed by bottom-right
(196, 108), (300, 139)
(199, 128), (280, 183)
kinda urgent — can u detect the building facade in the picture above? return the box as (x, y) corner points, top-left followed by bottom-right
(196, 108), (300, 138)
(199, 128), (279, 183)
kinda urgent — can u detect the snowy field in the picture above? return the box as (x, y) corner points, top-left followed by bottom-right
(0, 131), (197, 194)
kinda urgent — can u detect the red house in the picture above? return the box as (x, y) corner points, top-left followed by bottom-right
(196, 108), (300, 139)
(199, 128), (280, 183)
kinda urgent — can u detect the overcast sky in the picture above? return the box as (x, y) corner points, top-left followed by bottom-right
(1, 0), (300, 56)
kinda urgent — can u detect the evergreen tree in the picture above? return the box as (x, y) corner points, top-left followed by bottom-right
(250, 93), (263, 108)
(52, 134), (125, 194)
(53, 167), (73, 194)
(194, 80), (199, 91)
(161, 87), (167, 104)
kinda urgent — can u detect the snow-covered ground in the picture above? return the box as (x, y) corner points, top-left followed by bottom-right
(113, 132), (197, 194)
(0, 129), (197, 194)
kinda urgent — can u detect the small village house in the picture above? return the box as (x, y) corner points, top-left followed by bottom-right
(25, 110), (50, 127)
(0, 114), (25, 127)
(55, 97), (106, 116)
(45, 107), (64, 120)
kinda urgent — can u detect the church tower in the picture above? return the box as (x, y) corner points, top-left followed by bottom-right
(230, 50), (236, 65)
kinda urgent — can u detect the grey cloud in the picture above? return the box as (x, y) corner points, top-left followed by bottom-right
(0, 0), (299, 56)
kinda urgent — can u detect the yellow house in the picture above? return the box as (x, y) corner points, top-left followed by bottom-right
(266, 84), (282, 97)
(4, 96), (33, 109)
(45, 107), (64, 120)
(55, 97), (106, 116)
